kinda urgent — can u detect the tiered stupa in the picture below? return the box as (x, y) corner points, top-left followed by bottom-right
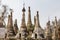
(31, 11), (44, 39)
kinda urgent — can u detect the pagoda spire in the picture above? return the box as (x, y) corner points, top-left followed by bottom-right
(21, 3), (26, 28)
(13, 19), (18, 35)
(31, 11), (44, 39)
(27, 6), (32, 24)
(7, 9), (15, 37)
(52, 16), (58, 40)
(20, 3), (27, 40)
(45, 20), (52, 40)
(55, 16), (57, 26)
(36, 11), (40, 27)
(10, 9), (13, 26)
(27, 6), (32, 31)
(34, 16), (36, 26)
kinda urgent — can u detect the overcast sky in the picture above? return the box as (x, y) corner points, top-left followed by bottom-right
(1, 0), (60, 29)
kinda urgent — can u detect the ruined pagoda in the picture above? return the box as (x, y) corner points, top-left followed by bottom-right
(52, 17), (58, 40)
(45, 20), (52, 40)
(27, 6), (33, 36)
(19, 4), (27, 40)
(31, 11), (44, 39)
(6, 9), (15, 38)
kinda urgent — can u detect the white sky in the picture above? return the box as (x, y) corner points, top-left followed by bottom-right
(1, 0), (60, 29)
